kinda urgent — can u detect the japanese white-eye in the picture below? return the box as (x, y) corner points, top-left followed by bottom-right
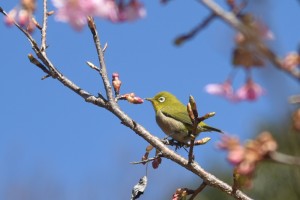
(146, 91), (222, 144)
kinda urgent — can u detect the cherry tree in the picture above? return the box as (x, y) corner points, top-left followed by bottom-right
(1, 0), (299, 199)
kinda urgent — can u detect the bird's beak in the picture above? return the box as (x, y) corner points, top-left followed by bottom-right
(145, 97), (153, 102)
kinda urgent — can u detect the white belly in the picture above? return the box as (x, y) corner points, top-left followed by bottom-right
(155, 110), (191, 143)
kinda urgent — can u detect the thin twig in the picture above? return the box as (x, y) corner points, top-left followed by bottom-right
(188, 135), (196, 164)
(175, 0), (247, 45)
(199, 0), (300, 82)
(41, 74), (51, 80)
(103, 42), (108, 52)
(130, 153), (163, 165)
(87, 17), (114, 102)
(28, 54), (50, 75)
(0, 7), (106, 107)
(32, 17), (42, 30)
(0, 6), (60, 78)
(232, 168), (240, 194)
(188, 181), (207, 200)
(0, 7), (38, 49)
(175, 13), (216, 45)
(41, 0), (48, 51)
(86, 61), (100, 72)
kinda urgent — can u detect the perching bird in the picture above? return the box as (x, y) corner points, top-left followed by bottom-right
(146, 91), (222, 144)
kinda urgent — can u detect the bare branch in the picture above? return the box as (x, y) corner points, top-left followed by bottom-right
(188, 136), (196, 164)
(175, 13), (216, 45)
(86, 61), (100, 72)
(130, 152), (163, 165)
(102, 42), (108, 52)
(28, 54), (50, 75)
(0, 6), (61, 78)
(87, 16), (114, 102)
(41, 0), (48, 51)
(199, 0), (300, 81)
(188, 181), (207, 200)
(32, 17), (42, 30)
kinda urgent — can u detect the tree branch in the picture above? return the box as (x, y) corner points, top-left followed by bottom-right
(87, 17), (114, 102)
(175, 12), (216, 45)
(28, 54), (50, 76)
(0, 6), (252, 200)
(41, 0), (48, 51)
(199, 0), (300, 82)
(188, 181), (207, 200)
(130, 152), (163, 165)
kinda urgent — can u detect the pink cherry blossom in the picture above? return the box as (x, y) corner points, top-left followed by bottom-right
(217, 135), (244, 165)
(4, 5), (36, 32)
(113, 0), (146, 22)
(52, 0), (112, 30)
(235, 79), (264, 101)
(18, 9), (30, 26)
(227, 146), (245, 165)
(52, 0), (146, 30)
(204, 80), (234, 100)
(237, 160), (255, 175)
(4, 9), (17, 26)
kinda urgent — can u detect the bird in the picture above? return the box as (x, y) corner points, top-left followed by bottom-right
(146, 91), (222, 144)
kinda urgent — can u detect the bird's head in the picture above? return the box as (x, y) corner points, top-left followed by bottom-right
(145, 91), (179, 112)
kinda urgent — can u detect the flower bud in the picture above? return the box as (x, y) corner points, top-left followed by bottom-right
(187, 103), (195, 122)
(112, 73), (122, 95)
(235, 78), (264, 101)
(121, 93), (144, 104)
(194, 137), (211, 145)
(131, 96), (144, 104)
(152, 157), (161, 169)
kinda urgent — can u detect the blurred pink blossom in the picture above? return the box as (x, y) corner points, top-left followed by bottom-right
(4, 8), (32, 29)
(4, 9), (17, 26)
(227, 146), (245, 165)
(18, 9), (30, 26)
(218, 132), (277, 178)
(52, 0), (112, 30)
(281, 52), (300, 71)
(113, 0), (146, 22)
(4, 0), (36, 30)
(235, 79), (264, 101)
(204, 80), (234, 100)
(237, 160), (255, 175)
(217, 135), (244, 165)
(52, 0), (145, 30)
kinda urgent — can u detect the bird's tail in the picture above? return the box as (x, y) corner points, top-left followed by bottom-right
(202, 124), (223, 134)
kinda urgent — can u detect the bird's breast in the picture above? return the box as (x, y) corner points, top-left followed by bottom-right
(155, 110), (190, 143)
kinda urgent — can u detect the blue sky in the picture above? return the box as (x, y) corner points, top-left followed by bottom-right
(0, 1), (299, 199)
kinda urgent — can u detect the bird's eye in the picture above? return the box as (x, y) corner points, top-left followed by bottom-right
(158, 96), (165, 103)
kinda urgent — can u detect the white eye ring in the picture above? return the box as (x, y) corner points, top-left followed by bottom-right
(158, 96), (165, 103)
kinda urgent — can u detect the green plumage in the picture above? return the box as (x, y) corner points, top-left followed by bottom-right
(146, 91), (222, 144)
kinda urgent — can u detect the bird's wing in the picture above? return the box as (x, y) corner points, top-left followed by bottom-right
(161, 106), (193, 126)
